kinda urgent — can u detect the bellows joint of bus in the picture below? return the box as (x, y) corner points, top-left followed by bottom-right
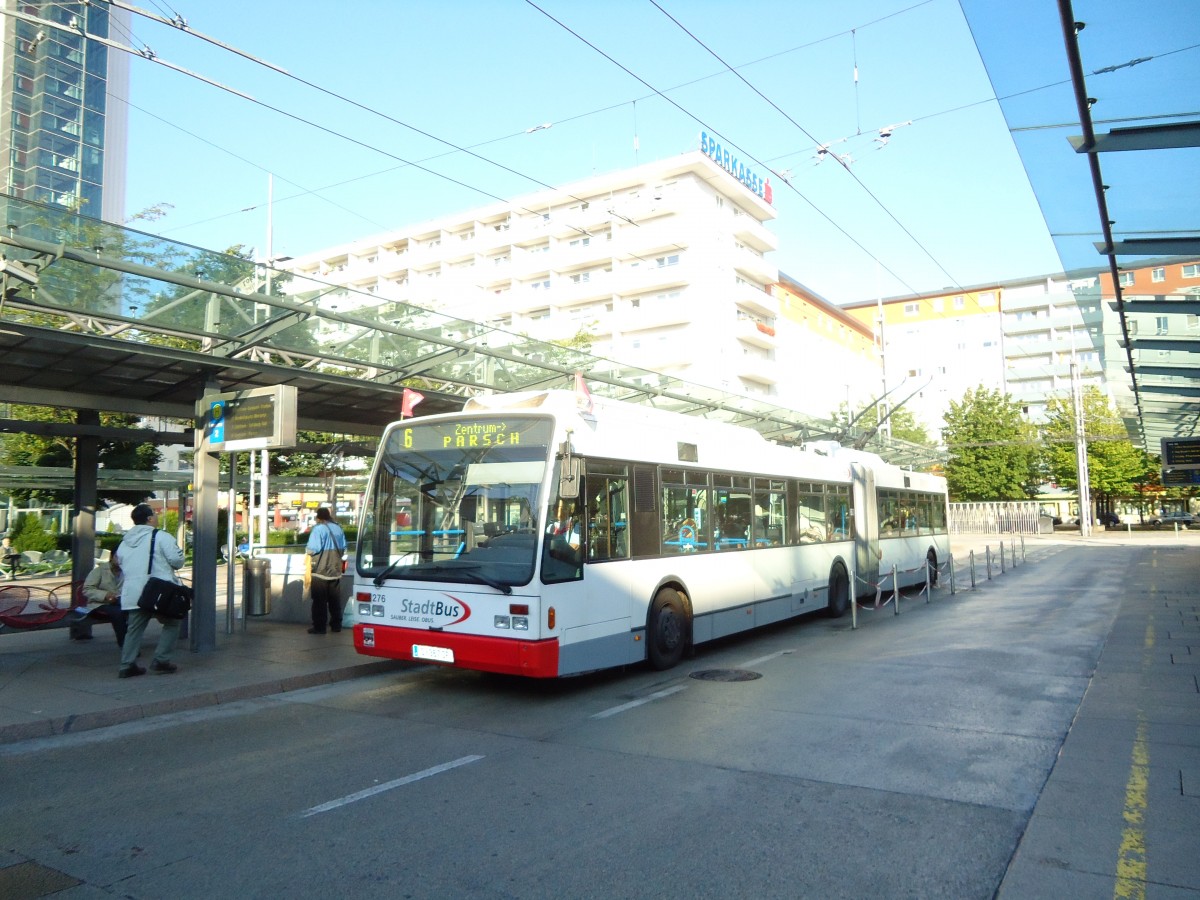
(558, 429), (581, 500)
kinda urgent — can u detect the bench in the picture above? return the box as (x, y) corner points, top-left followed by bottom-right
(0, 584), (73, 631)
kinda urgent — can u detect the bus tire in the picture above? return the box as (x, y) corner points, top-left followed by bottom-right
(647, 588), (688, 670)
(926, 549), (939, 586)
(826, 563), (850, 618)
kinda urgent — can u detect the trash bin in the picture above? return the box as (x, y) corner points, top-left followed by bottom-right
(243, 557), (271, 616)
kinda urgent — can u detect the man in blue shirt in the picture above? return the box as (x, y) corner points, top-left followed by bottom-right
(305, 507), (347, 634)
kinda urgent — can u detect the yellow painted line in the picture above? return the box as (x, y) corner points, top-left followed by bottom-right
(1113, 714), (1149, 899)
(1113, 614), (1155, 900)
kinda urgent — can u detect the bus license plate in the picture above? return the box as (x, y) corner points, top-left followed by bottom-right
(412, 644), (454, 663)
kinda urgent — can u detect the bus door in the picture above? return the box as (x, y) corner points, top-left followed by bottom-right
(850, 462), (879, 592)
(541, 461), (635, 649)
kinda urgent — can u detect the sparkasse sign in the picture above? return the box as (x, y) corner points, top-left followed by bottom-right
(700, 132), (772, 203)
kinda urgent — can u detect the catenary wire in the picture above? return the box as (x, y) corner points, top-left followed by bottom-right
(14, 2), (1128, 427)
(647, 0), (964, 292)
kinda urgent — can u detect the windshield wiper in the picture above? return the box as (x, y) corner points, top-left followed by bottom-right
(455, 565), (513, 595)
(373, 558), (409, 586)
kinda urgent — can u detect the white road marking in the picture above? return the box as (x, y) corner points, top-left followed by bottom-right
(302, 754), (484, 817)
(737, 649), (794, 669)
(590, 685), (687, 719)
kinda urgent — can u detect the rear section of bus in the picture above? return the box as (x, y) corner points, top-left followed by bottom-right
(349, 408), (566, 677)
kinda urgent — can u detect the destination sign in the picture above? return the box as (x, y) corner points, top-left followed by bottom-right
(1161, 437), (1200, 471)
(393, 417), (553, 453)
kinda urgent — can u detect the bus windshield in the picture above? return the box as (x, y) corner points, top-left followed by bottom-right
(358, 416), (554, 588)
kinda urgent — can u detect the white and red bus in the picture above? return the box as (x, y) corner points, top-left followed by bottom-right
(350, 390), (948, 677)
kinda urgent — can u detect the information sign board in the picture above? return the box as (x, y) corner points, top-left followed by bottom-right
(1162, 438), (1200, 471)
(200, 386), (297, 452)
(1162, 468), (1200, 486)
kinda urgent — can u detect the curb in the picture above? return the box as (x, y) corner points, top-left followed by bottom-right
(0, 659), (408, 746)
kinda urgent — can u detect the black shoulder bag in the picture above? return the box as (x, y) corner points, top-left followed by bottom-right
(136, 530), (193, 619)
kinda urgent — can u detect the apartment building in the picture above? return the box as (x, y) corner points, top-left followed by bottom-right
(1099, 257), (1200, 431)
(773, 274), (879, 418)
(1000, 275), (1105, 422)
(0, 1), (129, 222)
(284, 150), (879, 420)
(840, 273), (1115, 434)
(841, 286), (1007, 433)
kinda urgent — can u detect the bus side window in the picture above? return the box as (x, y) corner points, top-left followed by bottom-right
(755, 478), (787, 546)
(662, 483), (705, 553)
(587, 473), (630, 562)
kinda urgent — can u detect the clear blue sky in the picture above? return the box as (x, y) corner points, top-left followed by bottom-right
(119, 0), (1064, 304)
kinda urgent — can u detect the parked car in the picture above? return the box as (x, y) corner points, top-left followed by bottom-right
(1099, 511), (1121, 527)
(1150, 512), (1196, 528)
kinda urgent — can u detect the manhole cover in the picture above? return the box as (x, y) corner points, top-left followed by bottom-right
(689, 668), (762, 682)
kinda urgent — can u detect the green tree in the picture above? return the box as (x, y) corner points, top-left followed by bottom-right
(0, 405), (162, 506)
(270, 431), (373, 478)
(943, 387), (1039, 501)
(832, 400), (930, 446)
(1040, 387), (1156, 509)
(9, 512), (57, 554)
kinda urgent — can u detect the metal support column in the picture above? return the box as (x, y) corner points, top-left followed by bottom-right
(71, 408), (99, 587)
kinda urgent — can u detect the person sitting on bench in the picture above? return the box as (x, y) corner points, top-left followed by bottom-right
(69, 557), (127, 647)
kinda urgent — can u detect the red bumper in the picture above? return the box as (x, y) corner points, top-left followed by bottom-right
(353, 623), (560, 678)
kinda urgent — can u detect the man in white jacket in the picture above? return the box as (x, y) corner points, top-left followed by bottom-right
(115, 504), (186, 678)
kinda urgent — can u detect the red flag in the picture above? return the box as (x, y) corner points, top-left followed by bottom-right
(401, 387), (425, 419)
(574, 371), (593, 414)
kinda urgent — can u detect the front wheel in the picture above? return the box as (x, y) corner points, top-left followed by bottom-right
(926, 549), (939, 586)
(826, 563), (850, 618)
(647, 588), (688, 670)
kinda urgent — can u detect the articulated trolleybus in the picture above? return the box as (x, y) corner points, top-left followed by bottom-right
(351, 390), (948, 678)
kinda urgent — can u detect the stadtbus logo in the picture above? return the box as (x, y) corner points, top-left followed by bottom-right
(398, 595), (471, 626)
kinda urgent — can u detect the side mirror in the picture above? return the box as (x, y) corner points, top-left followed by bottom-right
(559, 456), (581, 500)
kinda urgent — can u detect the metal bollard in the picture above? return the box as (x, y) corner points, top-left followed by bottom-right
(892, 563), (900, 616)
(949, 554), (957, 595)
(986, 546), (993, 580)
(970, 550), (977, 589)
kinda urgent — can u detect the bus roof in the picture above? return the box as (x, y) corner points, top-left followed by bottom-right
(456, 390), (942, 489)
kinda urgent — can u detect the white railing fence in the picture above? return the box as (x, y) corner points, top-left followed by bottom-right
(949, 501), (1043, 536)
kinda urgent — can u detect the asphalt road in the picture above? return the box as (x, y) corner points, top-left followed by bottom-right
(0, 538), (1179, 898)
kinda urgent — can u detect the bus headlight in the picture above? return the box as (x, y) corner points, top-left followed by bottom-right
(494, 615), (511, 629)
(511, 616), (529, 630)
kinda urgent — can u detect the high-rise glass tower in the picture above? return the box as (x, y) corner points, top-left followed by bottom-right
(0, 0), (129, 223)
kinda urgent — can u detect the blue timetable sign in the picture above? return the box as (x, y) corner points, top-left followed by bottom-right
(1161, 437), (1200, 471)
(199, 386), (297, 452)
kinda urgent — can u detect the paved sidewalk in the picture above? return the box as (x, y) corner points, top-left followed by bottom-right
(0, 579), (406, 744)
